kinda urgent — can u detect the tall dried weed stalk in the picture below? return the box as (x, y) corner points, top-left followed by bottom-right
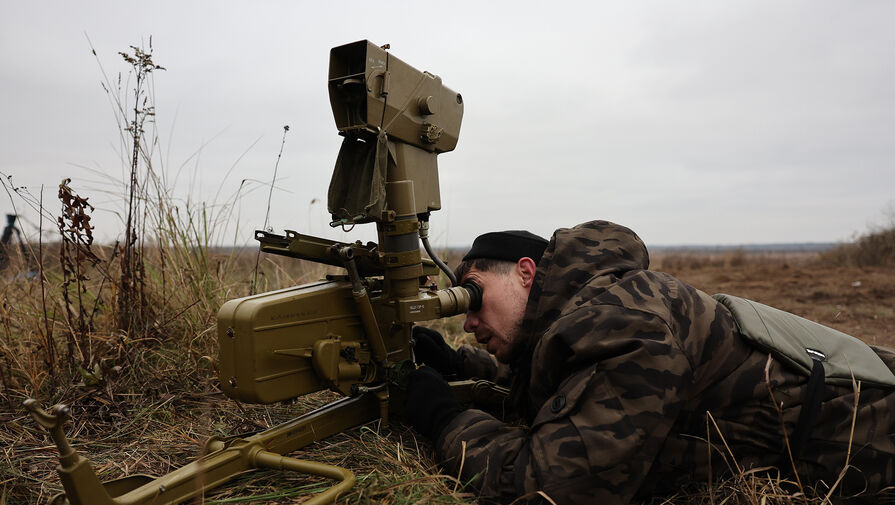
(117, 43), (164, 335)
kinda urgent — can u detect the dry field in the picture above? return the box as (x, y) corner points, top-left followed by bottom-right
(652, 250), (895, 348)
(1, 239), (893, 504)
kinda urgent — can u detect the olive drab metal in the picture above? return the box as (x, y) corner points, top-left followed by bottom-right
(26, 40), (495, 505)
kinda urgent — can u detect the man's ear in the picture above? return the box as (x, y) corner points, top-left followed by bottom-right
(516, 257), (537, 288)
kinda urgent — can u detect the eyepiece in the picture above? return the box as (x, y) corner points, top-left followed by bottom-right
(462, 282), (482, 312)
(434, 282), (482, 317)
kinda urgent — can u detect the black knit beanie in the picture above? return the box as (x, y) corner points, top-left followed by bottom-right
(461, 230), (548, 264)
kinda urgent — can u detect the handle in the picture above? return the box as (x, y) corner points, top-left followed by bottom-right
(252, 448), (355, 505)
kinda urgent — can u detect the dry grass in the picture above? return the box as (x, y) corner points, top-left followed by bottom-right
(4, 211), (891, 504)
(4, 219), (891, 505)
(5, 241), (863, 505)
(0, 236), (474, 503)
(0, 240), (344, 502)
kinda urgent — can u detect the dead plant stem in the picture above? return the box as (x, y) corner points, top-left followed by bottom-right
(706, 412), (714, 505)
(0, 313), (13, 411)
(37, 186), (56, 390)
(821, 379), (860, 504)
(251, 125), (290, 295)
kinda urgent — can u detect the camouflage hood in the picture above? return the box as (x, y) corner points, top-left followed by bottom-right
(511, 220), (651, 416)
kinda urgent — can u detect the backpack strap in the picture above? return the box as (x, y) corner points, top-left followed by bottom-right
(788, 356), (826, 464)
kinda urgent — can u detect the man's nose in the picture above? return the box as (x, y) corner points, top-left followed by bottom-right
(463, 312), (478, 333)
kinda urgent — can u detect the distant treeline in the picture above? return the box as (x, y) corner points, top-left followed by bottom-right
(822, 225), (895, 267)
(648, 243), (837, 254)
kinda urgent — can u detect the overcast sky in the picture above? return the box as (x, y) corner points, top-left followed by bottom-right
(2, 1), (893, 249)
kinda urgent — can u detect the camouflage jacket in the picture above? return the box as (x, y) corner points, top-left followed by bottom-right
(438, 220), (895, 504)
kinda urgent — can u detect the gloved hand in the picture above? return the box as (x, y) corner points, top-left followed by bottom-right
(403, 366), (463, 441)
(412, 326), (463, 378)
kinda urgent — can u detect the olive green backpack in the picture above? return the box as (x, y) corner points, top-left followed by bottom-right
(713, 293), (895, 388)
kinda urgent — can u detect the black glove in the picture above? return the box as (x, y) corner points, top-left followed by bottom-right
(412, 326), (463, 378)
(403, 366), (463, 441)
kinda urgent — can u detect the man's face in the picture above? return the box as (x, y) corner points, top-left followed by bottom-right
(460, 261), (533, 363)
